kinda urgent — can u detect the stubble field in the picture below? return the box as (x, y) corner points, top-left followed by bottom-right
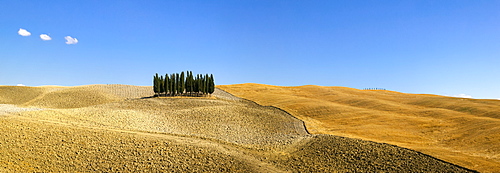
(219, 83), (500, 172)
(0, 84), (478, 172)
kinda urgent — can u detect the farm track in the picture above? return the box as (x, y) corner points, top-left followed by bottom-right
(0, 85), (477, 172)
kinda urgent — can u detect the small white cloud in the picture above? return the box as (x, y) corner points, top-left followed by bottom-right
(18, 28), (31, 36)
(17, 84), (25, 86)
(453, 94), (473, 98)
(64, 36), (78, 44)
(40, 34), (52, 41)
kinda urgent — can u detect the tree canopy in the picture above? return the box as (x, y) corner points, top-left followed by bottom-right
(153, 71), (215, 97)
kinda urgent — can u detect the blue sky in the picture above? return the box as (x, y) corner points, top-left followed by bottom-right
(1, 1), (499, 99)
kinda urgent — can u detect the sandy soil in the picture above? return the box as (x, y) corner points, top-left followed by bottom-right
(0, 84), (476, 172)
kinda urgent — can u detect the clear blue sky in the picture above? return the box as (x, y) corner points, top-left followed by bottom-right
(1, 0), (499, 99)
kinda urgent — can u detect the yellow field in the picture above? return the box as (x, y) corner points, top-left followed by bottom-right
(219, 83), (500, 172)
(0, 84), (485, 172)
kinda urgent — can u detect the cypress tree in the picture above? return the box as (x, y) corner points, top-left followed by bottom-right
(164, 74), (170, 96)
(172, 73), (177, 96)
(204, 74), (209, 95)
(159, 76), (165, 95)
(153, 73), (160, 96)
(198, 74), (203, 95)
(153, 75), (157, 96)
(175, 73), (180, 95)
(185, 71), (190, 95)
(194, 74), (199, 95)
(203, 74), (206, 94)
(187, 74), (190, 95)
(176, 73), (180, 96)
(209, 74), (215, 94)
(180, 71), (185, 95)
(200, 74), (203, 95)
(171, 73), (175, 96)
(201, 74), (205, 95)
(190, 71), (194, 95)
(153, 75), (156, 95)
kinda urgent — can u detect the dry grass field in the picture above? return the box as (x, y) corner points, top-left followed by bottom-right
(0, 84), (478, 172)
(219, 83), (500, 172)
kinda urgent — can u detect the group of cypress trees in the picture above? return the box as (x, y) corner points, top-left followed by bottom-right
(153, 71), (215, 97)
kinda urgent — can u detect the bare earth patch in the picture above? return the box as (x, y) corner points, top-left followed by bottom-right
(0, 84), (478, 172)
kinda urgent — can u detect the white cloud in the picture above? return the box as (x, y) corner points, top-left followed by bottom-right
(17, 84), (25, 86)
(64, 36), (78, 44)
(18, 28), (31, 36)
(40, 34), (52, 41)
(453, 94), (473, 98)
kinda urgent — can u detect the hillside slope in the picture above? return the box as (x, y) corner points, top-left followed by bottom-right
(219, 83), (500, 172)
(0, 84), (477, 172)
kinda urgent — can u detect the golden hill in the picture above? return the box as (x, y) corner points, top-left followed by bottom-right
(0, 84), (153, 109)
(0, 84), (479, 172)
(218, 83), (500, 172)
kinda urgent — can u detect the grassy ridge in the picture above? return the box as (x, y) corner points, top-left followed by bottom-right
(218, 83), (500, 172)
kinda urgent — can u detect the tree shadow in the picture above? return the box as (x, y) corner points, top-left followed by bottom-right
(140, 96), (156, 99)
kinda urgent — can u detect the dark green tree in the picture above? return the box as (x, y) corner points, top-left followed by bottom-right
(193, 74), (199, 94)
(204, 74), (209, 95)
(208, 74), (215, 94)
(153, 74), (157, 95)
(164, 74), (170, 96)
(159, 76), (165, 95)
(175, 73), (182, 94)
(180, 71), (185, 95)
(191, 71), (195, 94)
(153, 71), (215, 97)
(171, 73), (177, 96)
(198, 74), (204, 95)
(153, 73), (160, 96)
(185, 71), (193, 96)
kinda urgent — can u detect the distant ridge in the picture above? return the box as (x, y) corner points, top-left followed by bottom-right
(0, 84), (153, 108)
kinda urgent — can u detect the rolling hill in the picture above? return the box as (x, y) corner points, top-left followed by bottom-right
(218, 83), (500, 172)
(0, 84), (480, 172)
